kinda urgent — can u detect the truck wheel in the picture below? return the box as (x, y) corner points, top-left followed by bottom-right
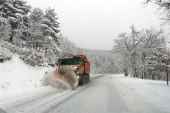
(83, 75), (90, 84)
(83, 76), (87, 84)
(86, 74), (90, 82)
(78, 76), (84, 86)
(84, 75), (89, 83)
(78, 75), (90, 86)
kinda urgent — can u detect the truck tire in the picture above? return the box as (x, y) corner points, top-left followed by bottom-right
(78, 76), (84, 86)
(84, 74), (90, 83)
(78, 74), (90, 86)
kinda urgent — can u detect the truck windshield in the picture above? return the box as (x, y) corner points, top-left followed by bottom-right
(58, 57), (82, 65)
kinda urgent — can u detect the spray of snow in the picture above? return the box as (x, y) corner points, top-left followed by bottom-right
(42, 70), (72, 90)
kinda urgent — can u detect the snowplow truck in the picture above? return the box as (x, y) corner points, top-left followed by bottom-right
(58, 54), (90, 86)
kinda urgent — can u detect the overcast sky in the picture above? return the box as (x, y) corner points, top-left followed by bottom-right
(26, 0), (161, 50)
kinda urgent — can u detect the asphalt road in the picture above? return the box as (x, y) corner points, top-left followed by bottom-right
(50, 75), (129, 113)
(0, 75), (169, 113)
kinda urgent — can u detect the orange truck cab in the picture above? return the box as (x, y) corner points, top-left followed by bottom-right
(58, 54), (90, 85)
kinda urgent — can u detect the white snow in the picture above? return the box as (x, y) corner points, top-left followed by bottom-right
(110, 74), (170, 112)
(1, 71), (170, 113)
(0, 55), (53, 99)
(2, 56), (170, 113)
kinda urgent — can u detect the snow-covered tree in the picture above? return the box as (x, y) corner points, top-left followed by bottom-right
(145, 48), (170, 80)
(28, 8), (44, 48)
(113, 25), (143, 77)
(42, 8), (60, 43)
(0, 0), (62, 66)
(22, 8), (61, 66)
(146, 0), (170, 22)
(0, 0), (30, 42)
(113, 26), (166, 79)
(0, 16), (11, 41)
(137, 28), (165, 79)
(27, 8), (60, 49)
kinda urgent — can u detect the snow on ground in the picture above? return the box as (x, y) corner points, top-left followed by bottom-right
(0, 55), (53, 99)
(110, 74), (170, 112)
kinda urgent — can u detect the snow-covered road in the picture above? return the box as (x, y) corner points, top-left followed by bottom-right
(1, 74), (170, 113)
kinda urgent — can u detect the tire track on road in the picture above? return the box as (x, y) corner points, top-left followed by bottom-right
(3, 75), (104, 113)
(9, 90), (58, 109)
(41, 75), (104, 113)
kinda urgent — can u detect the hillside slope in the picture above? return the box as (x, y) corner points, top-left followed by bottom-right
(0, 56), (53, 97)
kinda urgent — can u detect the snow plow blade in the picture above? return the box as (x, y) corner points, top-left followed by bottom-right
(42, 66), (78, 90)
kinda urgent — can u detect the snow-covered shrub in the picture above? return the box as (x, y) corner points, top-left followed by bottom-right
(41, 71), (53, 86)
(0, 43), (12, 62)
(21, 51), (45, 66)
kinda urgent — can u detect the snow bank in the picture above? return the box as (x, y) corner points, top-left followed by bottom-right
(0, 55), (52, 98)
(110, 74), (170, 112)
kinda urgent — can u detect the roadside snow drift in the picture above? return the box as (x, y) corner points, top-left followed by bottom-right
(0, 56), (52, 97)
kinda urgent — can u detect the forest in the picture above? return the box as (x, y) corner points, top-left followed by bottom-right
(113, 0), (170, 81)
(0, 0), (119, 74)
(2, 0), (170, 78)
